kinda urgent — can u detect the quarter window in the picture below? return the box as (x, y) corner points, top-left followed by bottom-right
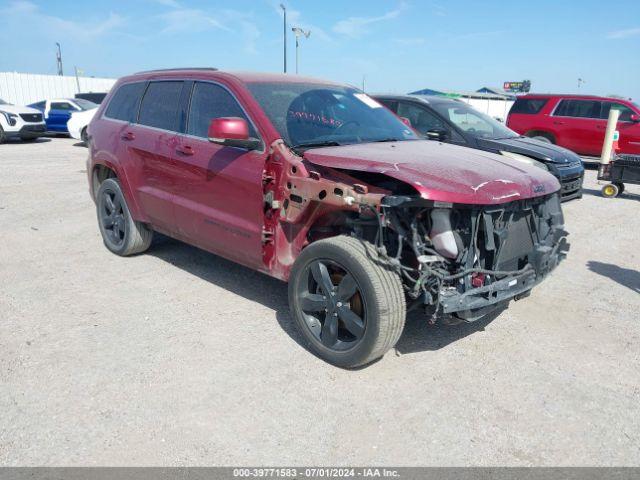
(553, 99), (600, 118)
(187, 82), (256, 138)
(138, 81), (183, 131)
(510, 98), (548, 114)
(104, 82), (147, 123)
(600, 102), (635, 122)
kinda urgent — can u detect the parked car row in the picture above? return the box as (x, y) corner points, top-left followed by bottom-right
(0, 93), (105, 144)
(86, 69), (570, 367)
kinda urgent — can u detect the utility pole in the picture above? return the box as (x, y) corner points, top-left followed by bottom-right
(74, 66), (82, 93)
(291, 27), (311, 74)
(362, 75), (366, 92)
(56, 42), (63, 76)
(280, 4), (287, 73)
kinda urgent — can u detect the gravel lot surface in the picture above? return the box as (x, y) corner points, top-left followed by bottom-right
(1, 137), (639, 466)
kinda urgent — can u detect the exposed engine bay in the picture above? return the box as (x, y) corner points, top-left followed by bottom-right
(345, 192), (570, 321)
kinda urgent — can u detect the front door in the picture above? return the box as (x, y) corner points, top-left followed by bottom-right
(172, 81), (266, 269)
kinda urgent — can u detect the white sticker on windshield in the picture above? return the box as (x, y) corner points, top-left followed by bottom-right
(354, 93), (383, 109)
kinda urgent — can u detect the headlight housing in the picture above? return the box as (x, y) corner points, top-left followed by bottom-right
(0, 110), (18, 126)
(500, 151), (549, 171)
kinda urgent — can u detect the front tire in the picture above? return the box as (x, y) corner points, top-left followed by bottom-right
(0, 125), (6, 144)
(96, 178), (153, 256)
(288, 236), (406, 368)
(81, 128), (88, 144)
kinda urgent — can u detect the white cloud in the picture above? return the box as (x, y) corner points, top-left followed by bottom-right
(333, 2), (407, 38)
(151, 0), (182, 7)
(606, 27), (640, 39)
(157, 7), (261, 54)
(158, 8), (229, 34)
(3, 1), (126, 40)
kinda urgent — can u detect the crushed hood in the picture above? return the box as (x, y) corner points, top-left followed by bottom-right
(302, 140), (561, 205)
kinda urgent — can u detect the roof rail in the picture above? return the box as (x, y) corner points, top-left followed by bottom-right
(134, 67), (218, 74)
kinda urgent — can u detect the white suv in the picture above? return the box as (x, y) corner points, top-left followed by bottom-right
(0, 99), (46, 143)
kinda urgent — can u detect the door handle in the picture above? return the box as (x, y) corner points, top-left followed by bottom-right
(553, 121), (565, 125)
(121, 131), (135, 141)
(176, 145), (195, 156)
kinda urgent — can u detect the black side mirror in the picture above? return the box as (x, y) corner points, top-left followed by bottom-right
(426, 128), (448, 142)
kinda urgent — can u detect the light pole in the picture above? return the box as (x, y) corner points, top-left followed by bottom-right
(56, 42), (63, 76)
(291, 27), (311, 74)
(578, 78), (585, 89)
(280, 4), (287, 73)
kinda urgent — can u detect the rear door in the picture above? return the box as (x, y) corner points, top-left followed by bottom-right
(600, 101), (640, 155)
(126, 80), (184, 233)
(173, 81), (266, 269)
(551, 99), (602, 155)
(48, 101), (77, 132)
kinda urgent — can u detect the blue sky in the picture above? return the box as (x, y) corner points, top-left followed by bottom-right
(1, 0), (639, 99)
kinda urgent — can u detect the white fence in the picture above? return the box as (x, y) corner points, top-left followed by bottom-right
(457, 97), (515, 122)
(0, 72), (117, 106)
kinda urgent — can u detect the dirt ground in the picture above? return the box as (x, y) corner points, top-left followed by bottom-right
(1, 137), (639, 466)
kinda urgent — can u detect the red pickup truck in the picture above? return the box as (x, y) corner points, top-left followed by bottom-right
(87, 69), (568, 367)
(507, 94), (640, 156)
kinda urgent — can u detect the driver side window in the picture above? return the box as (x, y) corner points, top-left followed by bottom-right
(397, 102), (444, 133)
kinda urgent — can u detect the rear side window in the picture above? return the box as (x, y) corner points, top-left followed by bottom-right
(187, 82), (256, 138)
(554, 99), (600, 118)
(510, 98), (548, 114)
(600, 102), (635, 122)
(105, 82), (146, 123)
(138, 81), (183, 131)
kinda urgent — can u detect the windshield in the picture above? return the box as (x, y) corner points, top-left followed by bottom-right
(431, 102), (518, 140)
(74, 98), (98, 111)
(247, 82), (418, 148)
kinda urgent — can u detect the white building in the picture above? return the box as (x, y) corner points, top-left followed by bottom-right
(0, 72), (116, 106)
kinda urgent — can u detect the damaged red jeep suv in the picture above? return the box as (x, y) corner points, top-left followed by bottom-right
(87, 69), (569, 367)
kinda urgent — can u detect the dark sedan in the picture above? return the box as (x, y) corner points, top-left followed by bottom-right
(374, 94), (584, 201)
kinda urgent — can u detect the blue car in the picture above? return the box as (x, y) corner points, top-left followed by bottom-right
(27, 98), (98, 133)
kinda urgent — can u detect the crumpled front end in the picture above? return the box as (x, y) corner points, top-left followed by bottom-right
(372, 192), (569, 321)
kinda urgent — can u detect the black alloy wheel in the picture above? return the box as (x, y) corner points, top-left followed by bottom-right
(296, 259), (366, 351)
(100, 189), (126, 248)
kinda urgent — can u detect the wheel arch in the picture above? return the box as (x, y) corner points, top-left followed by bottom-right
(524, 130), (557, 143)
(90, 160), (147, 222)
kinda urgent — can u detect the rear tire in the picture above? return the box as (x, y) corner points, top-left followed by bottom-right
(0, 126), (5, 144)
(288, 236), (406, 368)
(613, 182), (625, 195)
(96, 178), (153, 256)
(81, 128), (88, 144)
